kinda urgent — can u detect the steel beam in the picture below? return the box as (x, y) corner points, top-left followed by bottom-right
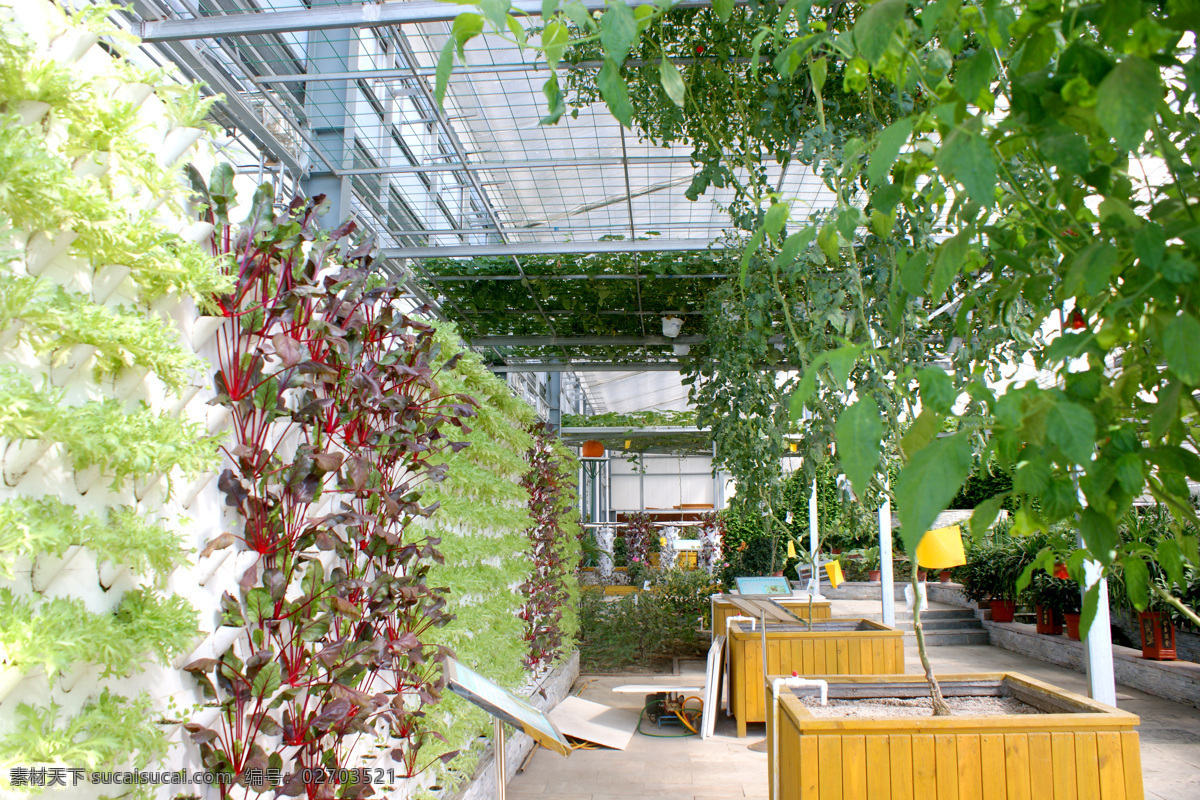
(252, 57), (742, 83)
(488, 362), (686, 372)
(469, 335), (706, 347)
(332, 155), (694, 176)
(138, 0), (729, 42)
(384, 239), (717, 258)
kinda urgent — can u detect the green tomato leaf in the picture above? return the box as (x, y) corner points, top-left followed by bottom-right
(1163, 313), (1200, 384)
(542, 21), (569, 69)
(867, 118), (913, 188)
(853, 0), (907, 67)
(932, 230), (969, 299)
(597, 57), (633, 127)
(1045, 400), (1096, 463)
(895, 431), (974, 554)
(1096, 55), (1162, 151)
(764, 201), (790, 237)
(918, 366), (955, 415)
(1079, 507), (1118, 566)
(713, 0), (734, 23)
(1123, 555), (1151, 611)
(1079, 582), (1100, 638)
(540, 72), (566, 125)
(599, 2), (638, 64)
(836, 397), (883, 499)
(451, 12), (484, 56)
(935, 123), (997, 208)
(1158, 538), (1186, 589)
(480, 0), (511, 31)
(968, 494), (1007, 540)
(435, 40), (455, 107)
(955, 48), (996, 104)
(776, 228), (816, 267)
(659, 57), (686, 108)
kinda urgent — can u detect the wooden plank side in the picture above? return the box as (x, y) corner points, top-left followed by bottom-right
(777, 718), (798, 800)
(1028, 733), (1054, 799)
(842, 735), (867, 800)
(935, 733), (959, 800)
(848, 638), (863, 675)
(802, 639), (815, 675)
(1120, 732), (1144, 800)
(750, 641), (765, 723)
(890, 734), (915, 800)
(866, 735), (892, 799)
(799, 733), (820, 800)
(1097, 731), (1126, 800)
(912, 733), (937, 799)
(825, 639), (837, 675)
(1004, 733), (1031, 800)
(818, 735), (843, 800)
(836, 637), (850, 674)
(814, 638), (827, 673)
(980, 733), (1007, 800)
(1075, 731), (1101, 799)
(1051, 731), (1077, 800)
(869, 637), (884, 675)
(957, 733), (982, 799)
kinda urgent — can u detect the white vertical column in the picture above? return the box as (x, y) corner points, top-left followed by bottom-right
(1081, 555), (1118, 706)
(879, 477), (895, 627)
(808, 478), (820, 596)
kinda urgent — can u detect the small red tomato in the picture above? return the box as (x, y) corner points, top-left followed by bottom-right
(695, 45), (705, 54)
(1069, 309), (1087, 330)
(1054, 563), (1070, 581)
(1064, 228), (1077, 237)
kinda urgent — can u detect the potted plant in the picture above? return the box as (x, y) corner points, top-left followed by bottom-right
(961, 537), (1021, 621)
(1028, 571), (1075, 636)
(846, 545), (882, 581)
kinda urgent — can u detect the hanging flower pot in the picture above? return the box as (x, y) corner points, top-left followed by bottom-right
(1034, 605), (1063, 636)
(581, 440), (605, 458)
(1064, 612), (1082, 641)
(1138, 611), (1177, 660)
(989, 599), (1017, 623)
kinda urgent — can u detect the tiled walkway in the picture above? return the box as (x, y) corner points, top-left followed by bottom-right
(507, 601), (1200, 800)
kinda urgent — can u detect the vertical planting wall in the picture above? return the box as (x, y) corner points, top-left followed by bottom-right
(419, 322), (581, 794)
(0, 9), (582, 798)
(0, 2), (229, 795)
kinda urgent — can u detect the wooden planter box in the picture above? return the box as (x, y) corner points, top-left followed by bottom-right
(712, 596), (832, 640)
(728, 619), (904, 737)
(765, 673), (1144, 800)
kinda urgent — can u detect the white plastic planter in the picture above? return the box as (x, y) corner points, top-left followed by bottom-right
(90, 264), (131, 303)
(113, 82), (154, 109)
(72, 150), (110, 179)
(47, 30), (98, 64)
(13, 100), (51, 128)
(49, 343), (97, 385)
(157, 127), (204, 168)
(25, 229), (78, 275)
(2, 438), (52, 487)
(190, 315), (225, 351)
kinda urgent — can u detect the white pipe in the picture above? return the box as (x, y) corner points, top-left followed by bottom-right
(879, 475), (895, 627)
(771, 676), (828, 800)
(726, 615), (756, 636)
(808, 478), (820, 596)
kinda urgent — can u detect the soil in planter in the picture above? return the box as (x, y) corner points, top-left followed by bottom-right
(799, 696), (1039, 718)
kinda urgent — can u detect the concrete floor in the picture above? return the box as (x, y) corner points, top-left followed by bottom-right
(507, 601), (1200, 800)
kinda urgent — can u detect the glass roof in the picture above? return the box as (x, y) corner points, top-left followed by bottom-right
(124, 0), (838, 412)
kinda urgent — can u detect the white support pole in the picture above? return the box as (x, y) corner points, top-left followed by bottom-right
(494, 717), (507, 800)
(879, 477), (895, 627)
(808, 478), (820, 596)
(1081, 557), (1118, 706)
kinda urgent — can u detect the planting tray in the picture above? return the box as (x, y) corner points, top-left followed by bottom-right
(711, 595), (832, 641)
(765, 672), (1143, 800)
(728, 619), (904, 737)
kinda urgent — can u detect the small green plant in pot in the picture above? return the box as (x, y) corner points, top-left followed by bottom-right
(847, 545), (882, 582)
(961, 538), (1021, 622)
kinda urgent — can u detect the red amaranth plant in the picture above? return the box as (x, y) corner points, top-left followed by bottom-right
(182, 167), (477, 798)
(622, 511), (656, 571)
(518, 425), (575, 670)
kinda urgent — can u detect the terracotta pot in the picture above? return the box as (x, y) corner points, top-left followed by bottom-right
(1063, 612), (1082, 641)
(989, 599), (1017, 623)
(917, 570), (928, 582)
(831, 547), (842, 555)
(1138, 611), (1177, 660)
(939, 570), (953, 583)
(581, 440), (605, 458)
(1034, 605), (1063, 636)
(868, 570), (881, 582)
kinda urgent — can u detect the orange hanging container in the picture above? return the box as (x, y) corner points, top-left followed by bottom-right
(581, 440), (605, 458)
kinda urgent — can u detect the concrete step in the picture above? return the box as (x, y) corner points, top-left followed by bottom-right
(896, 618), (984, 632)
(893, 609), (978, 621)
(903, 629), (991, 646)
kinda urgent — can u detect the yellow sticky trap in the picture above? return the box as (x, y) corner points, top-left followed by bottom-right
(659, 537), (666, 549)
(625, 439), (632, 449)
(786, 540), (797, 559)
(825, 560), (844, 588)
(916, 524), (967, 569)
